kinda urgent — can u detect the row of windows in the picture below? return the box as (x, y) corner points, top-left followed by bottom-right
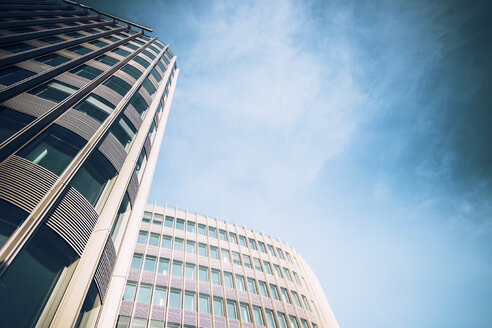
(142, 213), (293, 263)
(122, 283), (315, 328)
(136, 231), (300, 285)
(130, 254), (310, 312)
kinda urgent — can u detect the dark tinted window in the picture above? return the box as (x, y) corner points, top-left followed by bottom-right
(142, 49), (155, 60)
(104, 36), (118, 42)
(128, 91), (148, 117)
(66, 32), (83, 38)
(148, 45), (159, 54)
(0, 199), (29, 249)
(133, 56), (150, 68)
(142, 78), (156, 97)
(28, 80), (78, 103)
(67, 45), (91, 55)
(39, 36), (64, 44)
(103, 76), (131, 97)
(74, 94), (115, 123)
(110, 115), (136, 150)
(0, 107), (34, 143)
(89, 40), (108, 48)
(121, 64), (142, 80)
(36, 54), (70, 66)
(70, 65), (103, 80)
(123, 42), (138, 50)
(150, 68), (161, 82)
(0, 42), (34, 53)
(0, 66), (35, 86)
(95, 55), (118, 66)
(112, 48), (130, 57)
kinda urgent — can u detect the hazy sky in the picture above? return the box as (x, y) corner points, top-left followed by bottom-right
(84, 0), (492, 327)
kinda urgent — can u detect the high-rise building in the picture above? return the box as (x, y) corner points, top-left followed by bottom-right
(0, 1), (178, 327)
(101, 205), (339, 328)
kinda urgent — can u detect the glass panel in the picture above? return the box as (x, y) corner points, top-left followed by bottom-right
(0, 107), (34, 143)
(199, 294), (209, 314)
(258, 241), (266, 253)
(164, 216), (174, 227)
(219, 229), (227, 241)
(229, 232), (237, 244)
(135, 148), (147, 179)
(239, 235), (246, 247)
(232, 252), (241, 265)
(240, 303), (251, 323)
(224, 272), (233, 288)
(176, 219), (184, 230)
(276, 248), (284, 260)
(116, 316), (130, 328)
(169, 289), (181, 308)
(0, 199), (29, 249)
(264, 261), (272, 275)
(185, 263), (195, 280)
(0, 66), (35, 85)
(143, 256), (156, 272)
(149, 233), (159, 247)
(221, 248), (230, 263)
(75, 281), (102, 328)
(103, 76), (131, 96)
(68, 45), (92, 55)
(249, 238), (257, 250)
(74, 93), (115, 123)
(289, 315), (299, 328)
(131, 318), (146, 328)
(243, 255), (251, 268)
(198, 243), (207, 257)
(254, 258), (262, 271)
(213, 297), (223, 316)
(131, 254), (142, 270)
(142, 49), (155, 60)
(235, 275), (245, 291)
(153, 287), (166, 305)
(161, 235), (171, 248)
(210, 246), (218, 259)
(133, 56), (150, 68)
(265, 309), (276, 328)
(18, 125), (85, 176)
(137, 284), (151, 303)
(142, 77), (156, 97)
(277, 312), (288, 328)
(259, 281), (268, 297)
(226, 300), (237, 320)
(171, 261), (182, 277)
(157, 258), (169, 274)
(70, 150), (117, 210)
(273, 264), (282, 278)
(0, 42), (34, 53)
(281, 287), (291, 304)
(28, 80), (78, 103)
(70, 65), (102, 80)
(150, 67), (161, 82)
(186, 240), (195, 254)
(112, 48), (130, 57)
(149, 320), (164, 328)
(247, 278), (257, 294)
(153, 214), (163, 225)
(208, 227), (216, 238)
(270, 284), (279, 300)
(174, 238), (183, 251)
(211, 270), (221, 285)
(184, 292), (195, 311)
(199, 266), (208, 282)
(137, 231), (147, 244)
(197, 224), (206, 235)
(110, 193), (131, 241)
(186, 221), (195, 233)
(36, 53), (70, 66)
(110, 115), (137, 151)
(267, 244), (275, 256)
(253, 306), (264, 325)
(121, 63), (142, 80)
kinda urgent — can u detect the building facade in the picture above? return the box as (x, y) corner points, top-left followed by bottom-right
(105, 205), (339, 328)
(0, 1), (178, 328)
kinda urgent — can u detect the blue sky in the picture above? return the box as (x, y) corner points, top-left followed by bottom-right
(85, 0), (492, 326)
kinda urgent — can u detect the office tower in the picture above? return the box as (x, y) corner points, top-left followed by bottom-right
(0, 1), (178, 327)
(104, 205), (339, 328)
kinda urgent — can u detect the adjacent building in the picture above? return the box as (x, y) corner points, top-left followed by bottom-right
(0, 1), (178, 327)
(102, 205), (339, 328)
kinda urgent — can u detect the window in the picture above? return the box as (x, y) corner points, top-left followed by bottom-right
(263, 261), (272, 275)
(198, 243), (207, 257)
(171, 261), (182, 277)
(137, 231), (147, 244)
(210, 246), (218, 259)
(71, 64), (103, 80)
(28, 80), (78, 103)
(133, 39), (145, 45)
(277, 312), (288, 328)
(142, 212), (152, 223)
(185, 263), (195, 280)
(116, 316), (130, 328)
(169, 289), (181, 308)
(18, 125), (84, 176)
(211, 269), (221, 285)
(148, 233), (159, 246)
(199, 294), (209, 314)
(301, 319), (309, 328)
(153, 214), (163, 225)
(219, 229), (227, 241)
(229, 232), (237, 244)
(235, 275), (245, 291)
(293, 272), (300, 285)
(137, 284), (151, 303)
(135, 148), (147, 179)
(142, 77), (156, 97)
(74, 93), (115, 123)
(148, 119), (156, 142)
(127, 91), (148, 117)
(283, 267), (292, 281)
(291, 290), (301, 307)
(89, 40), (108, 48)
(289, 316), (299, 328)
(265, 309), (276, 328)
(174, 219), (184, 230)
(258, 281), (268, 297)
(239, 235), (247, 247)
(184, 292), (195, 311)
(39, 36), (64, 44)
(223, 272), (233, 288)
(150, 67), (161, 82)
(148, 44), (160, 53)
(301, 295), (310, 311)
(0, 42), (34, 53)
(67, 31), (83, 38)
(174, 238), (184, 251)
(123, 42), (138, 50)
(112, 48), (130, 57)
(226, 300), (237, 320)
(240, 303), (251, 323)
(253, 306), (264, 326)
(258, 241), (266, 253)
(249, 238), (257, 250)
(121, 63), (142, 80)
(186, 240), (195, 254)
(68, 45), (91, 55)
(286, 252), (293, 263)
(96, 54), (119, 66)
(0, 108), (34, 144)
(70, 150), (117, 210)
(187, 221), (195, 233)
(253, 258), (262, 272)
(267, 244), (276, 256)
(208, 227), (217, 238)
(199, 266), (209, 282)
(276, 248), (285, 260)
(36, 53), (70, 66)
(242, 255), (252, 269)
(144, 256), (156, 272)
(123, 282), (136, 301)
(0, 66), (35, 85)
(247, 278), (257, 294)
(161, 235), (171, 248)
(213, 297), (223, 316)
(269, 284), (279, 300)
(142, 49), (155, 60)
(198, 224), (206, 235)
(103, 76), (131, 96)
(131, 254), (142, 270)
(157, 258), (169, 274)
(164, 216), (174, 227)
(133, 56), (150, 68)
(221, 248), (230, 263)
(232, 252), (241, 265)
(156, 59), (166, 73)
(273, 264), (283, 278)
(280, 287), (291, 304)
(153, 287), (166, 306)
